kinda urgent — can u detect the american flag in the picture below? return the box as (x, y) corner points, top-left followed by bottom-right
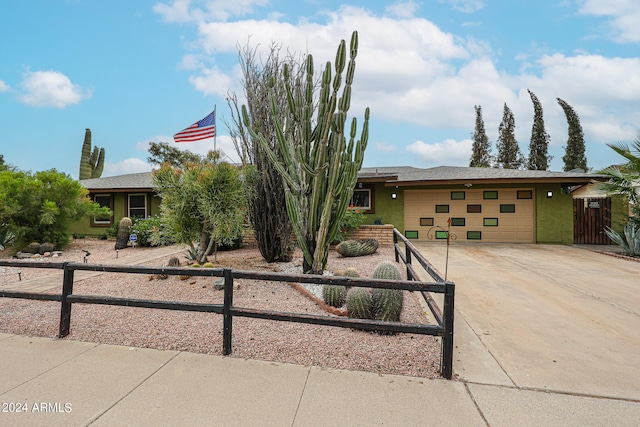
(173, 110), (215, 143)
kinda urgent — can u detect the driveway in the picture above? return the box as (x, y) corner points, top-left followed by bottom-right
(412, 242), (640, 401)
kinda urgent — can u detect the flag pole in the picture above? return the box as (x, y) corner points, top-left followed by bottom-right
(213, 105), (217, 153)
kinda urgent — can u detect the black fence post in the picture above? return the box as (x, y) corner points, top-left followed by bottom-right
(222, 268), (234, 355)
(441, 280), (455, 379)
(393, 230), (399, 263)
(405, 243), (413, 280)
(59, 262), (74, 338)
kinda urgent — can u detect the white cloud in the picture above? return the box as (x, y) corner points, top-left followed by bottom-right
(188, 65), (235, 96)
(385, 1), (420, 18)
(0, 80), (9, 92)
(439, 0), (485, 14)
(375, 141), (396, 152)
(578, 0), (640, 43)
(154, 0), (270, 23)
(102, 158), (153, 177)
(406, 139), (472, 167)
(17, 70), (92, 108)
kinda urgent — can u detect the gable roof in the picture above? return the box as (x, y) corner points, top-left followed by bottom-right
(80, 172), (154, 192)
(358, 166), (606, 186)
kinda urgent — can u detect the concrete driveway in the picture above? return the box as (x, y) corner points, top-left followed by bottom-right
(412, 242), (640, 401)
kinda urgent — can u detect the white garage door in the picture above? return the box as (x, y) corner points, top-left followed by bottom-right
(404, 188), (535, 243)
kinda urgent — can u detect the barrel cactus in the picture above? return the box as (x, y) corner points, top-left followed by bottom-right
(371, 262), (404, 328)
(202, 262), (215, 268)
(114, 217), (132, 250)
(323, 285), (347, 307)
(27, 242), (41, 254)
(167, 257), (180, 267)
(335, 239), (378, 257)
(41, 242), (55, 254)
(342, 267), (360, 278)
(346, 287), (372, 319)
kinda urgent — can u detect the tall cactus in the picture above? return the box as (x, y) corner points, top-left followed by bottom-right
(79, 128), (105, 179)
(242, 31), (369, 274)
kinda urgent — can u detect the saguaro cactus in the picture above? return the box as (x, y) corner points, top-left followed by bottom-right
(242, 31), (369, 274)
(79, 128), (105, 179)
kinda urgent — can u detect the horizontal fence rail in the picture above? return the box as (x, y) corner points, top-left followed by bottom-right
(0, 233), (455, 379)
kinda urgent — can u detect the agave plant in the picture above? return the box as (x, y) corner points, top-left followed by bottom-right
(604, 225), (640, 257)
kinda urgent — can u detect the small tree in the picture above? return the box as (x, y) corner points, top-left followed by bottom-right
(600, 134), (640, 227)
(242, 31), (369, 274)
(469, 105), (492, 167)
(79, 128), (105, 179)
(153, 156), (245, 264)
(0, 169), (111, 249)
(557, 98), (587, 171)
(147, 141), (203, 168)
(527, 90), (552, 170)
(226, 41), (297, 262)
(495, 103), (525, 169)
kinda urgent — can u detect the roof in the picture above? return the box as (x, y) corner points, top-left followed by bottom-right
(80, 172), (155, 191)
(79, 166), (607, 191)
(358, 166), (607, 186)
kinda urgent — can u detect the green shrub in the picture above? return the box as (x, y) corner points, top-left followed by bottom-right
(130, 216), (175, 247)
(335, 207), (365, 242)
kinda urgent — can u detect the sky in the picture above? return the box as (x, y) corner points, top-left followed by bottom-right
(1, 0), (639, 179)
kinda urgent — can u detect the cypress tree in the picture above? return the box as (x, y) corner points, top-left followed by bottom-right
(469, 105), (492, 167)
(557, 98), (587, 171)
(527, 90), (551, 170)
(495, 103), (525, 169)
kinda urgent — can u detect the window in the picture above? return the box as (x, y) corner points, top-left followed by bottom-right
(92, 194), (112, 225)
(451, 191), (465, 200)
(500, 204), (516, 213)
(467, 231), (482, 240)
(483, 191), (498, 200)
(450, 218), (465, 226)
(405, 230), (419, 239)
(517, 190), (533, 199)
(435, 204), (449, 213)
(420, 218), (434, 226)
(351, 184), (375, 213)
(435, 230), (448, 239)
(467, 204), (482, 213)
(484, 218), (499, 227)
(128, 194), (147, 219)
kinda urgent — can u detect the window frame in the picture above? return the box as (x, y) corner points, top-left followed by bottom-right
(351, 184), (375, 214)
(91, 193), (113, 226)
(127, 193), (148, 219)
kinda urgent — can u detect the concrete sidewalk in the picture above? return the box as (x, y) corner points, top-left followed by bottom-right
(2, 333), (639, 427)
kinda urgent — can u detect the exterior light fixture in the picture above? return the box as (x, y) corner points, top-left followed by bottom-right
(391, 193), (397, 199)
(547, 191), (553, 198)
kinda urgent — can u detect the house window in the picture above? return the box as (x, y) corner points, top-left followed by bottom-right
(420, 218), (434, 226)
(405, 230), (419, 239)
(451, 191), (465, 200)
(128, 194), (147, 219)
(467, 204), (482, 213)
(450, 218), (465, 226)
(500, 204), (516, 213)
(467, 231), (482, 240)
(484, 218), (499, 227)
(517, 190), (533, 199)
(92, 194), (112, 225)
(435, 230), (448, 239)
(351, 184), (375, 213)
(435, 204), (449, 213)
(483, 191), (498, 200)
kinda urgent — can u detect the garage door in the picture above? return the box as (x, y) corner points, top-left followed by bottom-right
(404, 188), (535, 243)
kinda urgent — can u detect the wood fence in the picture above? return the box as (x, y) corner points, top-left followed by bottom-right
(0, 230), (454, 378)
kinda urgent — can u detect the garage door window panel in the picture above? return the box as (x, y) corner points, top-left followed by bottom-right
(435, 204), (449, 213)
(467, 231), (482, 240)
(517, 190), (533, 199)
(467, 204), (482, 213)
(451, 191), (465, 200)
(450, 218), (465, 226)
(500, 204), (516, 213)
(420, 218), (434, 226)
(483, 191), (498, 200)
(484, 218), (499, 227)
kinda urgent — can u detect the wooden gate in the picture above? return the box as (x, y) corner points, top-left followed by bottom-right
(573, 197), (612, 244)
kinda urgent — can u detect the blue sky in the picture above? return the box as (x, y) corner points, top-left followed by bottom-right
(1, 0), (639, 178)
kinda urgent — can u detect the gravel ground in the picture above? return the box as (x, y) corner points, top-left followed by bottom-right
(0, 239), (442, 378)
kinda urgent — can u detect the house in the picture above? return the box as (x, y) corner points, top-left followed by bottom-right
(71, 166), (618, 245)
(70, 172), (161, 236)
(353, 166), (615, 244)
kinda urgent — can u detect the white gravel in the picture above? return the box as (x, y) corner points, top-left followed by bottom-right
(0, 239), (442, 378)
